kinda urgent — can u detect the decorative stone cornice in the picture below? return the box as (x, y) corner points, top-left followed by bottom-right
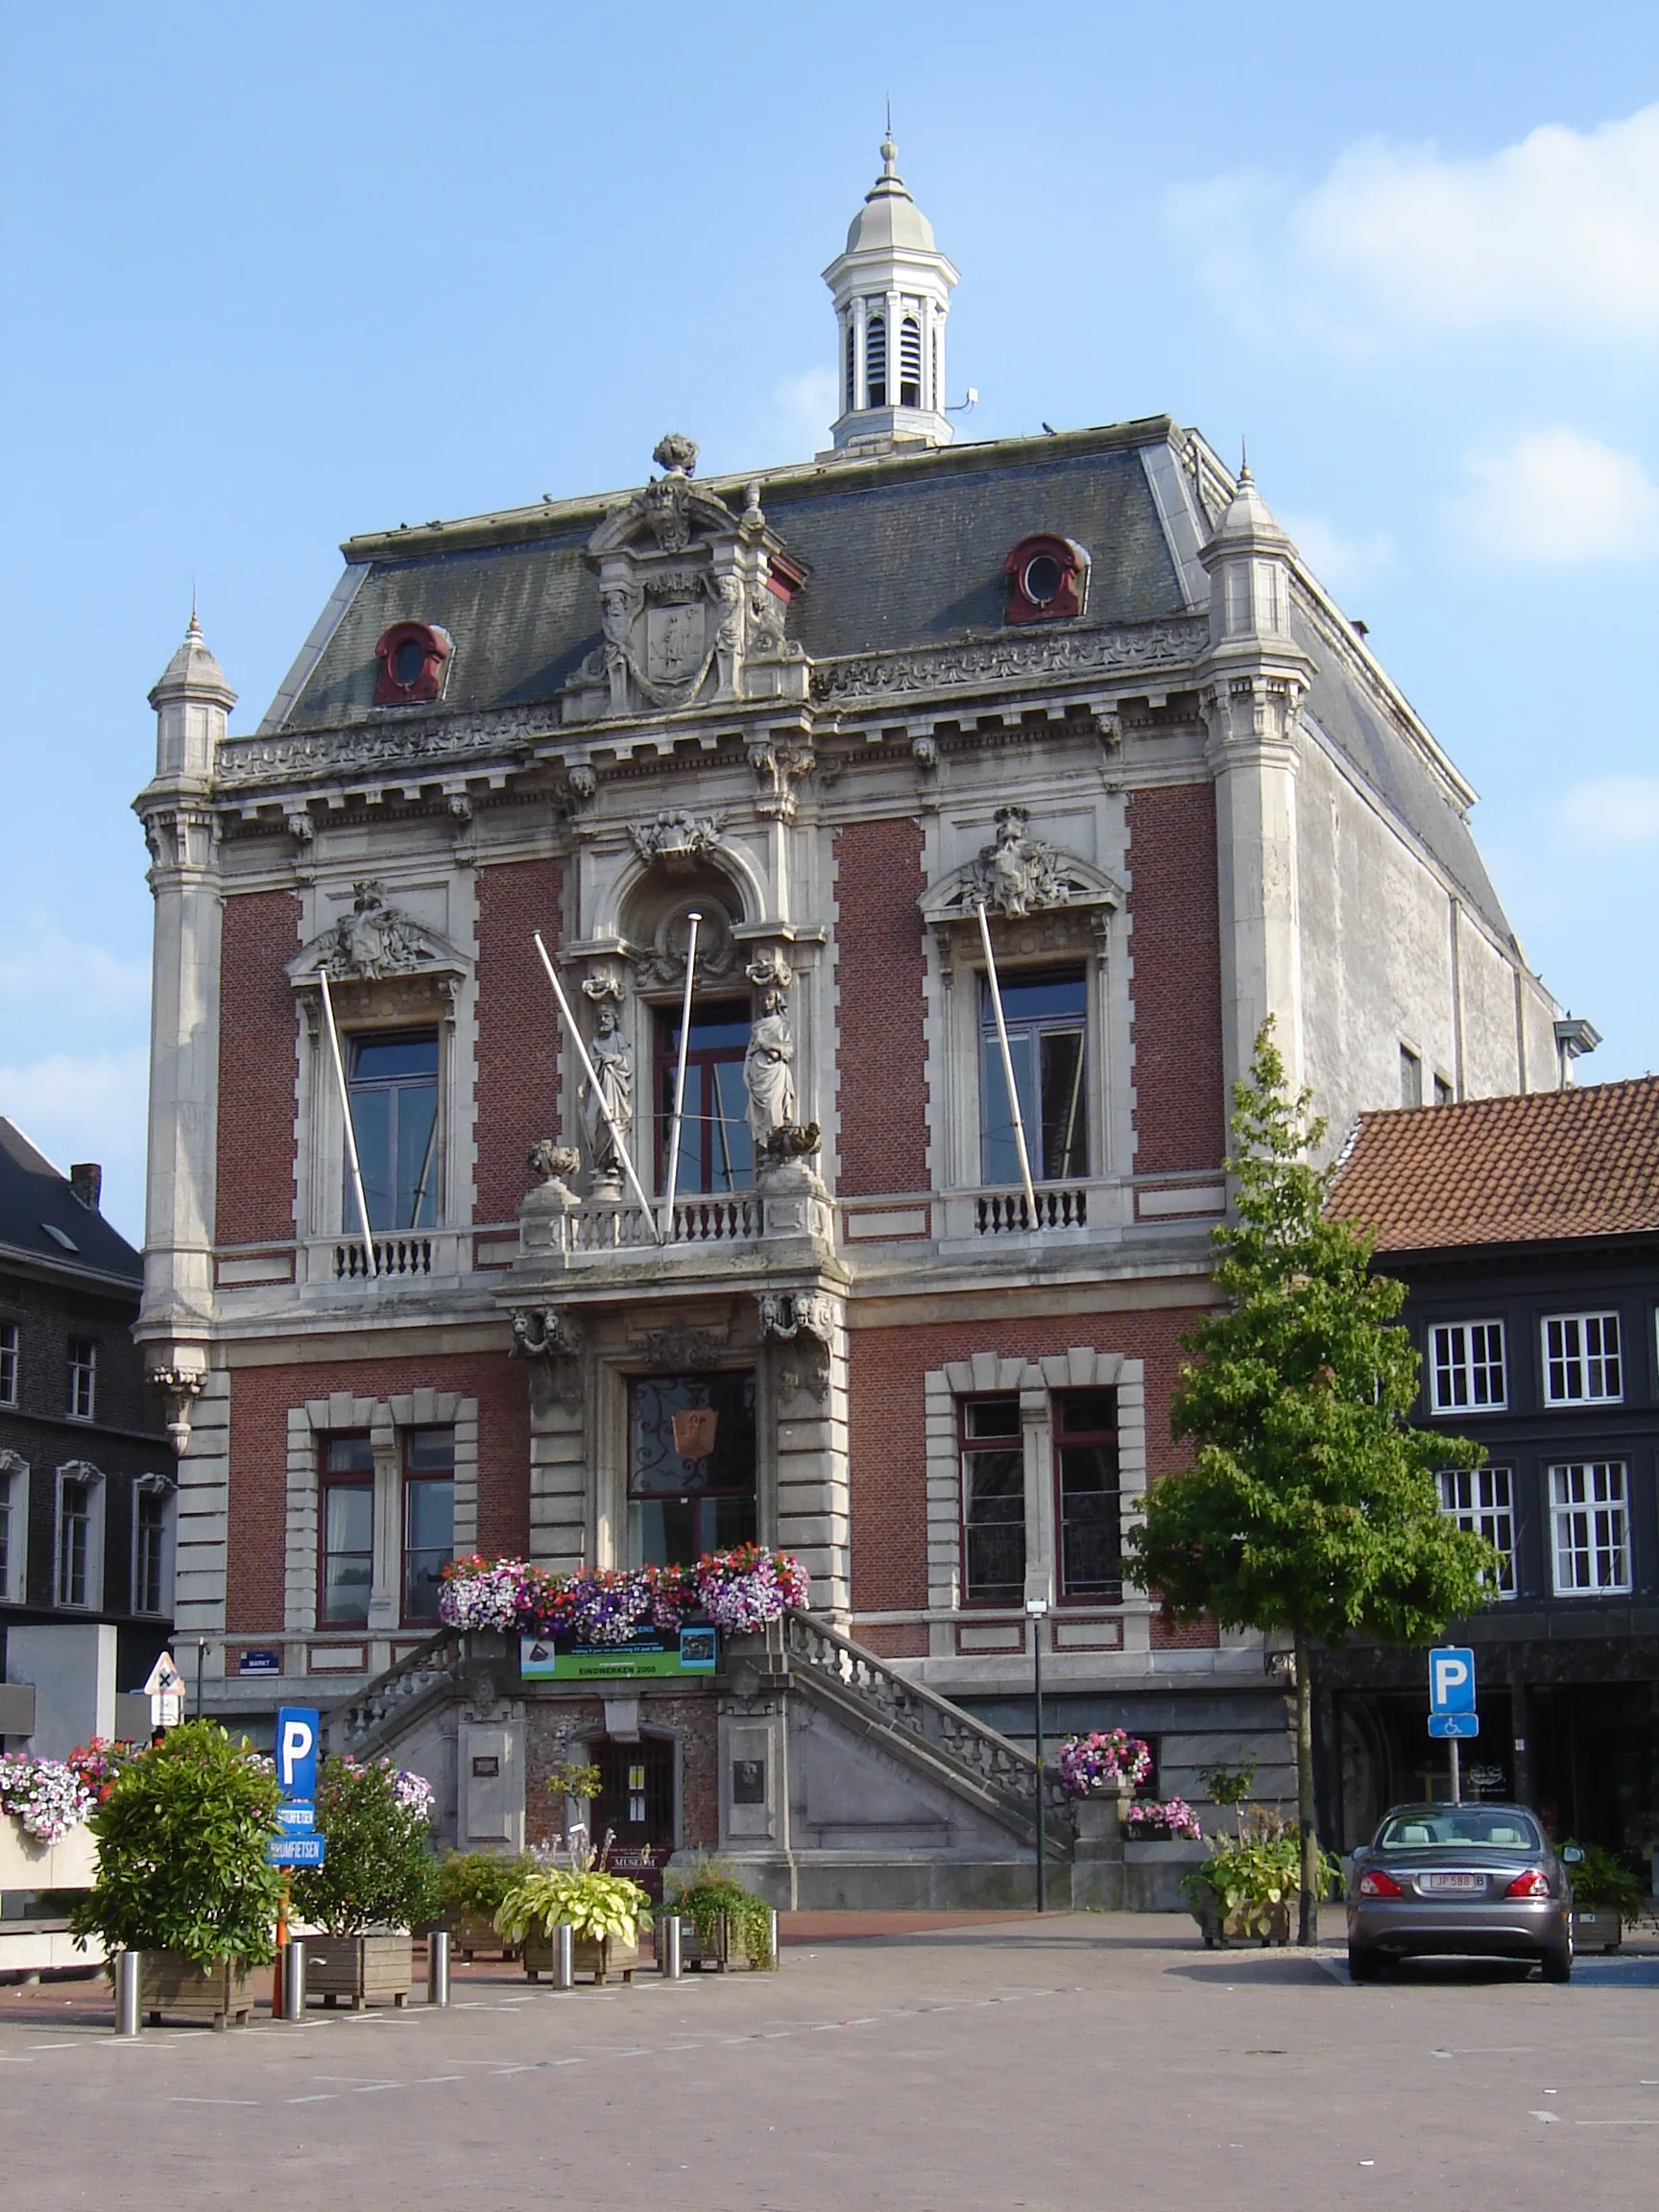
(810, 618), (1207, 704)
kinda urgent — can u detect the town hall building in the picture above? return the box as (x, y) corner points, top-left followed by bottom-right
(133, 138), (1570, 1903)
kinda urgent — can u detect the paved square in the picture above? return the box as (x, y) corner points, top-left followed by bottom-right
(2, 1916), (1655, 2211)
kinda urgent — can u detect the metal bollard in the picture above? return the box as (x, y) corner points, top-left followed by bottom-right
(659, 1914), (682, 1979)
(114, 1949), (141, 2037)
(766, 1908), (780, 1971)
(426, 1929), (449, 2008)
(281, 1939), (306, 2021)
(553, 1922), (574, 1990)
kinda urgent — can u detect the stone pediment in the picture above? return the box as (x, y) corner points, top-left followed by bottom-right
(288, 880), (470, 989)
(563, 435), (809, 723)
(921, 808), (1124, 926)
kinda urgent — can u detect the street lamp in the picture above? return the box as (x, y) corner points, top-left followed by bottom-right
(1024, 1586), (1050, 1912)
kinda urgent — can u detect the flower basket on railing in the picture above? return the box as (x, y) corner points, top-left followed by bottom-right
(439, 1549), (810, 1638)
(1057, 1731), (1153, 1799)
(1123, 1797), (1203, 1842)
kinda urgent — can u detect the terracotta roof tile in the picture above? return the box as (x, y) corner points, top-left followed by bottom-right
(1328, 1077), (1659, 1253)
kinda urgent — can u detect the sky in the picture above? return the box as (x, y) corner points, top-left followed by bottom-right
(3, 0), (1657, 1243)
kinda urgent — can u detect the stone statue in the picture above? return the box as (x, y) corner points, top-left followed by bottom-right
(581, 1002), (634, 1190)
(744, 986), (796, 1142)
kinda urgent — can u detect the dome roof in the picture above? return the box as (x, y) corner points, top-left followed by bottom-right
(149, 608), (235, 706)
(844, 135), (937, 255)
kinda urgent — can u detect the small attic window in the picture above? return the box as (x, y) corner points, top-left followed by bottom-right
(374, 620), (452, 707)
(1003, 536), (1090, 625)
(41, 1221), (79, 1253)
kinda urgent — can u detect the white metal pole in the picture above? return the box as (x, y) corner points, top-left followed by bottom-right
(975, 901), (1039, 1226)
(319, 967), (379, 1276)
(662, 910), (701, 1238)
(532, 932), (663, 1243)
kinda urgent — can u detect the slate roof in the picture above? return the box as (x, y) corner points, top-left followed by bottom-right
(0, 1118), (143, 1286)
(1329, 1078), (1659, 1254)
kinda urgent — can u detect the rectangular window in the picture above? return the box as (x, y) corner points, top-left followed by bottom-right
(402, 1428), (455, 1625)
(0, 1322), (16, 1406)
(133, 1487), (168, 1616)
(1432, 1073), (1455, 1107)
(1550, 1461), (1631, 1595)
(1400, 1045), (1423, 1107)
(58, 1478), (91, 1607)
(654, 1004), (753, 1195)
(346, 1029), (440, 1232)
(960, 1396), (1025, 1603)
(321, 1434), (375, 1626)
(1438, 1467), (1516, 1597)
(67, 1337), (96, 1420)
(1054, 1391), (1121, 1601)
(629, 1371), (757, 1567)
(1429, 1321), (1507, 1413)
(979, 966), (1089, 1186)
(1543, 1311), (1623, 1405)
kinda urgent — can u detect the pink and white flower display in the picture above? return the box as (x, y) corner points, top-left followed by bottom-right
(1056, 1729), (1154, 1798)
(439, 1548), (810, 1637)
(1122, 1795), (1202, 1840)
(0, 1755), (97, 1843)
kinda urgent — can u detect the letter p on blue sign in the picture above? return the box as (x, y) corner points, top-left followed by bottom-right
(1430, 1647), (1476, 1716)
(276, 1706), (320, 1799)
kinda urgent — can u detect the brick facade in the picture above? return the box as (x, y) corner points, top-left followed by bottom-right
(473, 858), (565, 1224)
(833, 820), (929, 1196)
(524, 1691), (718, 1853)
(216, 888), (302, 1245)
(1125, 783), (1225, 1175)
(224, 1350), (528, 1630)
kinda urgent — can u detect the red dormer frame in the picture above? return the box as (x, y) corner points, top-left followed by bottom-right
(374, 621), (453, 706)
(1003, 536), (1090, 625)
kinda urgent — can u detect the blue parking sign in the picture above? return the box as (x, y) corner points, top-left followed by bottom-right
(276, 1707), (320, 1800)
(1429, 1647), (1476, 1716)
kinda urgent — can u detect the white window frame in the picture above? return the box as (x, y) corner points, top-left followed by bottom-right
(0, 1452), (29, 1604)
(1549, 1461), (1631, 1596)
(0, 1321), (17, 1407)
(53, 1460), (106, 1610)
(67, 1335), (97, 1421)
(1438, 1466), (1516, 1597)
(1542, 1311), (1623, 1406)
(131, 1473), (176, 1619)
(1429, 1321), (1507, 1414)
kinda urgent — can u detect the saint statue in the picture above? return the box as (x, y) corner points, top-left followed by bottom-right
(581, 1001), (634, 1189)
(745, 986), (796, 1142)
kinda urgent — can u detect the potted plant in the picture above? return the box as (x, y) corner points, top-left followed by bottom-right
(291, 1754), (440, 2008)
(1185, 1809), (1339, 1948)
(1562, 1841), (1644, 1952)
(67, 1721), (282, 2028)
(1123, 1797), (1204, 1842)
(1057, 1731), (1154, 1846)
(0, 1753), (101, 1894)
(663, 1857), (776, 1971)
(495, 1843), (651, 1985)
(436, 1850), (534, 1959)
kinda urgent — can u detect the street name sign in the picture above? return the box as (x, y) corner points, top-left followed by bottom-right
(266, 1835), (325, 1867)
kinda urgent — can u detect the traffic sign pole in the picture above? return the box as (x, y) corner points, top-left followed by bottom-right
(1450, 1739), (1461, 1807)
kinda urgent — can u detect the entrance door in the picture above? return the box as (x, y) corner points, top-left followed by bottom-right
(593, 1736), (675, 1869)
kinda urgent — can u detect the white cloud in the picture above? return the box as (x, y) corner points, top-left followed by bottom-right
(1444, 428), (1659, 561)
(1279, 512), (1395, 590)
(0, 910), (150, 1022)
(1559, 775), (1659, 845)
(0, 1046), (149, 1241)
(1171, 105), (1659, 345)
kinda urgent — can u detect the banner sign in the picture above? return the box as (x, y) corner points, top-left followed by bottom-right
(519, 1625), (718, 1682)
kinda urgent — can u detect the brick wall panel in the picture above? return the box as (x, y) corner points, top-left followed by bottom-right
(833, 820), (928, 1196)
(217, 890), (302, 1244)
(1126, 784), (1225, 1174)
(474, 859), (565, 1224)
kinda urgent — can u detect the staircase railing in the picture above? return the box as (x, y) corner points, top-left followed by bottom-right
(327, 1627), (470, 1752)
(781, 1612), (1072, 1846)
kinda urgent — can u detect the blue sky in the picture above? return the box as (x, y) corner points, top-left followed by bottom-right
(3, 1), (1657, 1241)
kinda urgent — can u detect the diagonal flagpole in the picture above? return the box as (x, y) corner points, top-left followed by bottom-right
(532, 932), (663, 1244)
(661, 911), (701, 1239)
(975, 900), (1039, 1228)
(318, 967), (379, 1276)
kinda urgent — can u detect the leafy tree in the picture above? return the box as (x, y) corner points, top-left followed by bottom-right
(70, 1721), (284, 1967)
(290, 1754), (441, 1936)
(1125, 1022), (1495, 1943)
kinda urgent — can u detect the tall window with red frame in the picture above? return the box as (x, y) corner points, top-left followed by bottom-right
(1053, 1390), (1120, 1601)
(960, 1396), (1025, 1603)
(403, 1428), (455, 1624)
(653, 1003), (753, 1193)
(321, 1434), (374, 1626)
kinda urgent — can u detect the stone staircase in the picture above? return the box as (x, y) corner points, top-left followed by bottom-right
(325, 1627), (475, 1755)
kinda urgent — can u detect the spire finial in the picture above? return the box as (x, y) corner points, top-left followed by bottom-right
(188, 579), (201, 638)
(1238, 439), (1252, 485)
(880, 99), (897, 174)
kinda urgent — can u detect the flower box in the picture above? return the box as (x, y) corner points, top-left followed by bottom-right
(141, 1952), (255, 2030)
(1190, 1888), (1290, 1948)
(442, 1907), (517, 1961)
(683, 1911), (773, 1973)
(305, 1931), (415, 2008)
(0, 1813), (98, 1893)
(1572, 1907), (1623, 1954)
(522, 1927), (639, 1985)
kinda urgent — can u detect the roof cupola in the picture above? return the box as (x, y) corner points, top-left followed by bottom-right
(822, 133), (959, 459)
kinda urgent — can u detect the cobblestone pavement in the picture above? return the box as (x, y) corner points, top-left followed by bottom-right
(3, 1914), (1656, 2211)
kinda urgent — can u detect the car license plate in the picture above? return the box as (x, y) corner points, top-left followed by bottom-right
(1420, 1873), (1485, 1893)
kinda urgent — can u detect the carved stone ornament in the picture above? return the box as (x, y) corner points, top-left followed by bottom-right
(637, 900), (738, 992)
(511, 1307), (584, 1360)
(920, 809), (1125, 927)
(757, 1290), (836, 1344)
(633, 1324), (724, 1370)
(148, 1365), (205, 1456)
(758, 1120), (821, 1163)
(288, 880), (470, 989)
(629, 810), (725, 865)
(810, 617), (1207, 705)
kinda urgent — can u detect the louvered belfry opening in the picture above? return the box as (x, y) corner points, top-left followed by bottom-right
(865, 312), (886, 407)
(900, 316), (922, 408)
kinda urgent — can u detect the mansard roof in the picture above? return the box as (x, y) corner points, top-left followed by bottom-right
(1330, 1077), (1659, 1255)
(0, 1118), (143, 1288)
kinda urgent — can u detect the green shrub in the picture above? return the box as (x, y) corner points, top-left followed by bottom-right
(437, 1850), (535, 1920)
(1185, 1809), (1340, 1939)
(69, 1721), (283, 1968)
(494, 1867), (651, 1946)
(1563, 1841), (1646, 1927)
(290, 1755), (441, 1936)
(664, 1856), (774, 1967)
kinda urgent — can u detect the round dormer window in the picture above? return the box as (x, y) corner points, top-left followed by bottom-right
(373, 620), (452, 706)
(1003, 535), (1090, 625)
(392, 637), (427, 686)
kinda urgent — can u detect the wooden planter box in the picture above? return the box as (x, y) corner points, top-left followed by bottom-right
(1572, 1906), (1623, 1953)
(682, 1911), (774, 1972)
(442, 1908), (517, 1961)
(521, 1927), (639, 1985)
(141, 1953), (254, 2030)
(306, 1931), (415, 2008)
(0, 1815), (98, 1894)
(1190, 1889), (1291, 1948)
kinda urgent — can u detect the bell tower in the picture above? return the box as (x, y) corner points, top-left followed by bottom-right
(822, 134), (959, 458)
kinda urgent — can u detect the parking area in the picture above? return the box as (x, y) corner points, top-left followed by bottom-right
(2, 1914), (1655, 2211)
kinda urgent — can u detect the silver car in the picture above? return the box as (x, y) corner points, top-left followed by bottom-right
(1346, 1802), (1574, 1983)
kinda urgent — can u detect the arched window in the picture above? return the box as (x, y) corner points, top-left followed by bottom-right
(844, 322), (856, 414)
(865, 313), (887, 408)
(900, 317), (922, 408)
